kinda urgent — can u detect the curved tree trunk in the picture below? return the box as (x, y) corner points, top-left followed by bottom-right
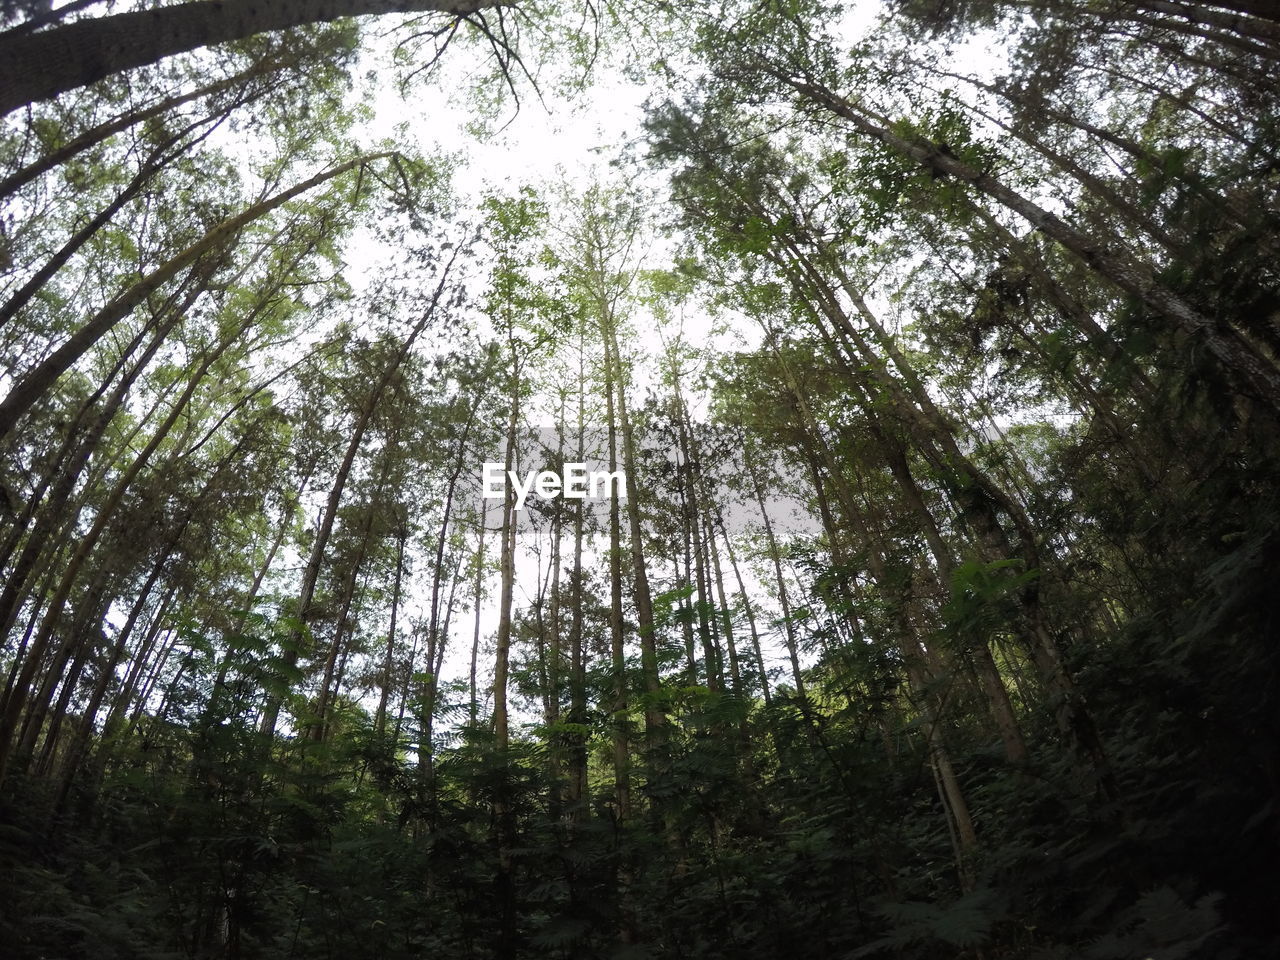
(0, 0), (503, 116)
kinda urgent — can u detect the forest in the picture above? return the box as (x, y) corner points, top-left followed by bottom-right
(1, 0), (1278, 957)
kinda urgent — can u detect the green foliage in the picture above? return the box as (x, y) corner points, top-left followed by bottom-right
(852, 887), (1003, 957)
(942, 558), (1039, 639)
(3, 1), (1280, 958)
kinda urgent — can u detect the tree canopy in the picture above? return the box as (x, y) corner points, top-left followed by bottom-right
(0, 1), (1278, 957)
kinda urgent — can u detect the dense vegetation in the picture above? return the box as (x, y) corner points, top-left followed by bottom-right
(1, 1), (1278, 957)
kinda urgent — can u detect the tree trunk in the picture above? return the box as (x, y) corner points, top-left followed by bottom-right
(468, 515), (487, 727)
(374, 525), (408, 741)
(309, 493), (382, 742)
(0, 0), (504, 115)
(717, 509), (771, 707)
(603, 322), (667, 785)
(742, 438), (808, 701)
(566, 339), (588, 814)
(601, 336), (631, 822)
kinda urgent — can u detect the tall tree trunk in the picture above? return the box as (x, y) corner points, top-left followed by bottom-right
(94, 585), (178, 755)
(309, 493), (382, 742)
(374, 524), (408, 742)
(676, 402), (723, 691)
(491, 351), (519, 755)
(717, 509), (771, 707)
(566, 339), (588, 814)
(0, 305), (181, 643)
(742, 438), (808, 701)
(419, 391), (480, 781)
(0, 0), (505, 115)
(545, 402), (566, 817)
(602, 337), (631, 822)
(490, 337), (520, 958)
(468, 514), (487, 727)
(603, 323), (667, 790)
